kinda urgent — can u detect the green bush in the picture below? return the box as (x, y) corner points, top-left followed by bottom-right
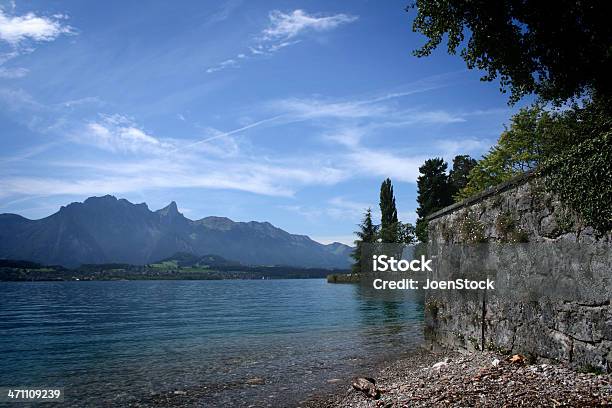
(539, 132), (612, 235)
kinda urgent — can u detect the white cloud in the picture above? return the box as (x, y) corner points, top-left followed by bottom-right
(273, 97), (390, 119)
(345, 148), (426, 183)
(262, 9), (357, 40)
(206, 9), (357, 73)
(82, 115), (174, 154)
(0, 9), (73, 45)
(62, 96), (103, 108)
(0, 9), (74, 80)
(206, 58), (238, 73)
(437, 138), (491, 158)
(0, 153), (349, 200)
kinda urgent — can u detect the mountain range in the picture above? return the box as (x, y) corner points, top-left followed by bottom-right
(0, 195), (353, 268)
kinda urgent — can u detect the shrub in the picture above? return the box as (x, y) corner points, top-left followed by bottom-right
(539, 132), (612, 235)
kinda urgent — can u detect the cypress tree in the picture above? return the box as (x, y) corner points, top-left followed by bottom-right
(379, 178), (399, 243)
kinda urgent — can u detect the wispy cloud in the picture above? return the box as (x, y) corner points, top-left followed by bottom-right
(175, 114), (286, 152)
(203, 0), (244, 26)
(0, 100), (351, 201)
(266, 73), (466, 123)
(205, 58), (238, 74)
(261, 9), (357, 41)
(0, 154), (348, 200)
(0, 70), (497, 214)
(0, 7), (74, 79)
(206, 9), (357, 73)
(80, 114), (174, 154)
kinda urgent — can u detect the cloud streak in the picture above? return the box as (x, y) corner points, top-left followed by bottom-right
(262, 9), (357, 40)
(206, 9), (357, 73)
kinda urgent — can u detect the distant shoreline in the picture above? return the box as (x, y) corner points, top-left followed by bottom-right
(0, 276), (334, 282)
(0, 259), (349, 282)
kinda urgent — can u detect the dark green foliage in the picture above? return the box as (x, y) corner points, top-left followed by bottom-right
(352, 208), (378, 273)
(416, 158), (453, 242)
(449, 155), (477, 199)
(397, 222), (417, 245)
(416, 158), (453, 216)
(415, 218), (429, 244)
(408, 0), (612, 104)
(379, 178), (399, 243)
(540, 132), (612, 235)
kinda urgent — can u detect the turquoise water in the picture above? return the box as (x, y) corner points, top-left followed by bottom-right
(0, 279), (423, 407)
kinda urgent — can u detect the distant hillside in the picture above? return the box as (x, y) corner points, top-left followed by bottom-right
(0, 196), (353, 268)
(155, 252), (241, 268)
(0, 257), (347, 281)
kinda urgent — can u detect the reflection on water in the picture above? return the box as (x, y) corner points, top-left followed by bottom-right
(0, 279), (423, 407)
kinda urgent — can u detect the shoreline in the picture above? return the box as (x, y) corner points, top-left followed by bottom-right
(302, 347), (612, 407)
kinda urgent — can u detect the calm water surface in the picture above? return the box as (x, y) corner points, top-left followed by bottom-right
(0, 279), (423, 407)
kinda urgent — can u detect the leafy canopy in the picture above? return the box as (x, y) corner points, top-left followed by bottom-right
(409, 0), (612, 104)
(415, 158), (454, 242)
(457, 98), (612, 200)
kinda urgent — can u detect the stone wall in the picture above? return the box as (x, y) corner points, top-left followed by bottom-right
(424, 173), (612, 373)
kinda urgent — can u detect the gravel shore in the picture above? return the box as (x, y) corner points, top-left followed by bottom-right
(303, 348), (612, 407)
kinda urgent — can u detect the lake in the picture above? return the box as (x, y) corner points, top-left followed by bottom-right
(0, 279), (424, 407)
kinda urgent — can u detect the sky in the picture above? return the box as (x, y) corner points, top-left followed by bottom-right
(0, 0), (529, 245)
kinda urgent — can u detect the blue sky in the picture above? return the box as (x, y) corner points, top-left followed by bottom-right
(0, 0), (528, 245)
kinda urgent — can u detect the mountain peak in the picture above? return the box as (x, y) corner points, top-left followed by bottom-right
(157, 201), (180, 217)
(78, 195), (148, 211)
(84, 195), (118, 204)
(198, 216), (235, 230)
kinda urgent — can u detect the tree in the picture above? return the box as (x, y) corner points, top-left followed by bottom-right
(398, 222), (417, 245)
(351, 208), (378, 273)
(408, 0), (612, 104)
(456, 102), (610, 200)
(449, 155), (477, 199)
(379, 178), (399, 243)
(415, 158), (453, 242)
